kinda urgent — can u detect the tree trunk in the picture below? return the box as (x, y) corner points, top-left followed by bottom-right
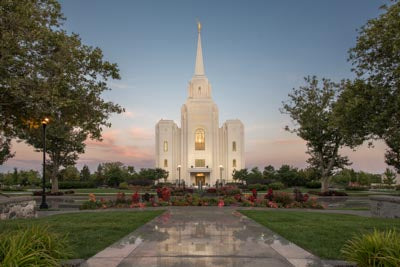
(50, 164), (59, 193)
(321, 177), (330, 192)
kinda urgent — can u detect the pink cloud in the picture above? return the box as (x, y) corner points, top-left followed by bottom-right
(129, 127), (154, 140)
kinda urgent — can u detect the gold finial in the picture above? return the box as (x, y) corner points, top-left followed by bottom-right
(197, 20), (202, 33)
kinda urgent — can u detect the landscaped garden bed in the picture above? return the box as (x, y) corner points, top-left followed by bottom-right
(79, 187), (324, 209)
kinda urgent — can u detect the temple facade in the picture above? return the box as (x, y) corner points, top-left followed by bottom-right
(155, 23), (245, 186)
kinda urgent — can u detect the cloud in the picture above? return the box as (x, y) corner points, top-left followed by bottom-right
(129, 127), (154, 140)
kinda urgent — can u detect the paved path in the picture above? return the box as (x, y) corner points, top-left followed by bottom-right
(84, 207), (326, 267)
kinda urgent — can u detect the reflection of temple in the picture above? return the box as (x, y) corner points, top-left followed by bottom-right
(155, 23), (245, 186)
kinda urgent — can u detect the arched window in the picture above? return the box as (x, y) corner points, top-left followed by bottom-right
(195, 128), (205, 150)
(163, 141), (168, 152)
(232, 141), (237, 152)
(164, 159), (168, 167)
(233, 159), (237, 168)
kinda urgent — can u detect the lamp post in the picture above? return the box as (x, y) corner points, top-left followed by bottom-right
(177, 165), (181, 188)
(219, 165), (223, 188)
(40, 117), (50, 209)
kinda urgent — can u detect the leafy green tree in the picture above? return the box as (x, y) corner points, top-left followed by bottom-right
(336, 1), (400, 173)
(18, 170), (41, 186)
(0, 0), (64, 162)
(263, 165), (276, 181)
(383, 168), (396, 186)
(80, 165), (91, 181)
(232, 168), (248, 183)
(100, 162), (130, 187)
(276, 165), (305, 187)
(154, 168), (169, 182)
(1, 0), (123, 192)
(245, 167), (264, 185)
(282, 76), (351, 192)
(59, 166), (80, 181)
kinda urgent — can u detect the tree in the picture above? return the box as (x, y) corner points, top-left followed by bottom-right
(383, 168), (396, 186)
(282, 76), (351, 192)
(80, 165), (91, 181)
(154, 168), (168, 182)
(263, 165), (276, 181)
(59, 166), (80, 181)
(276, 165), (305, 187)
(246, 167), (264, 185)
(1, 0), (123, 192)
(100, 162), (130, 187)
(337, 1), (400, 173)
(0, 0), (64, 162)
(232, 168), (248, 183)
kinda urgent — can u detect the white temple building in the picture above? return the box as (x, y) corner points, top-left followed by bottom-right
(155, 23), (245, 186)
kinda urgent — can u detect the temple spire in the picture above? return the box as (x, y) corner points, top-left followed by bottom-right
(194, 21), (205, 76)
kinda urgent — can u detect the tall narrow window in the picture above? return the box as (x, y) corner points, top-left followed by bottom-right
(233, 159), (237, 168)
(232, 141), (237, 152)
(164, 159), (168, 167)
(195, 128), (205, 150)
(163, 141), (168, 152)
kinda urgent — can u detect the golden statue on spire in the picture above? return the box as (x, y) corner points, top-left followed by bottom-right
(197, 20), (202, 33)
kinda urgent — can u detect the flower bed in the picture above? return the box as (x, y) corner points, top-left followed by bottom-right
(80, 188), (324, 210)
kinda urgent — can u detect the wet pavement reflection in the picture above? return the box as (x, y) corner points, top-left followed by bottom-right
(85, 207), (324, 267)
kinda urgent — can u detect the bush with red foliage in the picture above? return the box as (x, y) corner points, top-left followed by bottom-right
(161, 187), (171, 201)
(248, 195), (256, 202)
(234, 193), (242, 202)
(207, 188), (217, 194)
(264, 188), (273, 201)
(252, 188), (257, 199)
(132, 192), (140, 203)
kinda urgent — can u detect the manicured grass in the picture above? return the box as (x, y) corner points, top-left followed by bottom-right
(0, 210), (164, 259)
(240, 210), (400, 260)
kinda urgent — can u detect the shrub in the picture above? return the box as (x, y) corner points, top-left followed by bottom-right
(396, 185), (400, 191)
(273, 192), (293, 206)
(305, 180), (321, 189)
(119, 182), (129, 189)
(341, 229), (400, 267)
(127, 178), (153, 186)
(58, 181), (95, 189)
(0, 225), (70, 266)
(207, 188), (217, 194)
(308, 190), (348, 196)
(268, 182), (285, 190)
(345, 185), (369, 191)
(248, 184), (268, 191)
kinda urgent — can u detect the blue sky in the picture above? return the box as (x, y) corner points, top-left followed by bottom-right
(1, 0), (390, 173)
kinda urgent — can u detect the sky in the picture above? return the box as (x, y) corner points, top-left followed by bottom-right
(0, 0), (391, 173)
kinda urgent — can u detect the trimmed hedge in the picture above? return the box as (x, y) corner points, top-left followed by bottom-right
(305, 180), (321, 189)
(268, 182), (285, 190)
(59, 181), (95, 189)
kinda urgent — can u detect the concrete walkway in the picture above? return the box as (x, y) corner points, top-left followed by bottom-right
(83, 207), (328, 267)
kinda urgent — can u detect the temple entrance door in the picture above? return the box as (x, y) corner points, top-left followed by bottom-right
(195, 173), (206, 186)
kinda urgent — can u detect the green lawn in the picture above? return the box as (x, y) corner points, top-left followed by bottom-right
(240, 210), (400, 260)
(0, 210), (164, 259)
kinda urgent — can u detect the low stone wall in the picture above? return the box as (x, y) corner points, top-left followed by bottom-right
(0, 196), (37, 220)
(370, 195), (400, 218)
